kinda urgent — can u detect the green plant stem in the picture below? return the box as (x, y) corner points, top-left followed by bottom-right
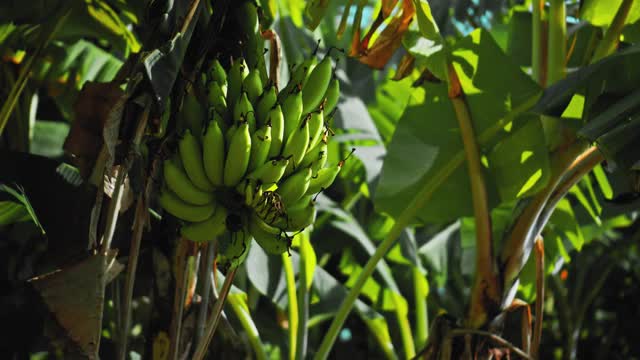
(531, 0), (545, 85)
(547, 0), (566, 85)
(169, 240), (191, 360)
(296, 236), (312, 360)
(314, 88), (539, 360)
(532, 237), (544, 360)
(0, 7), (70, 136)
(227, 294), (268, 360)
(413, 267), (428, 350)
(448, 64), (498, 329)
(193, 266), (237, 360)
(195, 242), (216, 344)
(313, 147), (461, 360)
(282, 253), (299, 360)
(396, 304), (416, 359)
(591, 0), (635, 63)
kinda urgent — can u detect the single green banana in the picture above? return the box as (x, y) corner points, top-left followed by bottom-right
(233, 92), (254, 123)
(178, 93), (207, 137)
(179, 129), (214, 191)
(266, 105), (285, 158)
(223, 122), (252, 187)
(203, 119), (225, 186)
(281, 116), (310, 170)
(282, 198), (316, 231)
(158, 188), (216, 222)
(227, 58), (249, 110)
(247, 157), (290, 185)
(218, 221), (252, 268)
(207, 81), (228, 114)
(299, 137), (327, 174)
(307, 110), (324, 150)
(256, 84), (277, 126)
(277, 167), (312, 207)
(280, 57), (318, 101)
(248, 124), (272, 172)
(322, 76), (340, 114)
(249, 213), (289, 255)
(301, 56), (333, 114)
(163, 158), (214, 205)
(243, 69), (263, 104)
(306, 162), (342, 195)
(181, 205), (228, 242)
(208, 59), (227, 87)
(282, 90), (303, 140)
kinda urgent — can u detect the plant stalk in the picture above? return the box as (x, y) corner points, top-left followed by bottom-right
(228, 294), (268, 360)
(547, 0), (566, 85)
(195, 242), (216, 344)
(448, 64), (499, 329)
(282, 253), (299, 360)
(193, 266), (238, 360)
(532, 237), (545, 360)
(531, 0), (545, 85)
(296, 236), (312, 360)
(414, 267), (429, 350)
(591, 0), (635, 63)
(168, 240), (191, 360)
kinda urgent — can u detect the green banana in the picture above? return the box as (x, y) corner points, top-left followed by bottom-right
(179, 129), (214, 191)
(280, 57), (318, 100)
(163, 158), (214, 205)
(322, 76), (340, 114)
(224, 122), (238, 147)
(247, 157), (290, 185)
(203, 119), (225, 186)
(223, 122), (251, 187)
(256, 84), (277, 126)
(277, 167), (312, 207)
(282, 90), (303, 140)
(307, 110), (324, 150)
(282, 197), (316, 231)
(266, 105), (285, 158)
(299, 137), (327, 174)
(179, 93), (206, 137)
(248, 124), (272, 172)
(281, 116), (310, 170)
(181, 205), (228, 242)
(243, 69), (263, 104)
(249, 213), (289, 255)
(208, 58), (227, 87)
(301, 56), (333, 114)
(233, 92), (254, 123)
(159, 188), (216, 222)
(306, 162), (342, 195)
(207, 81), (228, 114)
(218, 219), (251, 268)
(227, 58), (249, 110)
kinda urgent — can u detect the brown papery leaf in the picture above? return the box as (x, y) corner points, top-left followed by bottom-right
(357, 0), (415, 69)
(29, 250), (122, 359)
(63, 82), (124, 178)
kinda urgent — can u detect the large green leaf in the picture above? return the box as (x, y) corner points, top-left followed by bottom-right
(580, 0), (640, 27)
(376, 29), (541, 223)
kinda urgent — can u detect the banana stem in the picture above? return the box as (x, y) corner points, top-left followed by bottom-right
(531, 237), (545, 360)
(193, 266), (238, 360)
(282, 253), (299, 360)
(228, 294), (268, 360)
(591, 0), (635, 63)
(296, 235), (312, 360)
(531, 0), (545, 86)
(447, 64), (499, 329)
(547, 0), (566, 85)
(414, 267), (429, 349)
(168, 240), (191, 360)
(195, 242), (216, 344)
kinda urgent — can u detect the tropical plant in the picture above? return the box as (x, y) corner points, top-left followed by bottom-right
(0, 0), (639, 359)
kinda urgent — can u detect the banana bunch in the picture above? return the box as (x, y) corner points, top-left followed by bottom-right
(158, 9), (343, 268)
